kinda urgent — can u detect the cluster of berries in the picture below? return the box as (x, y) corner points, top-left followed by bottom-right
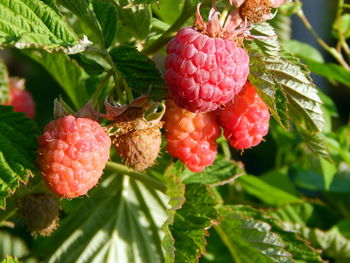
(163, 0), (279, 172)
(33, 0), (284, 199)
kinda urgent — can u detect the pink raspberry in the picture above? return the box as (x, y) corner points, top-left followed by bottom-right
(218, 82), (270, 149)
(37, 115), (111, 198)
(4, 78), (35, 119)
(164, 100), (221, 172)
(165, 27), (249, 113)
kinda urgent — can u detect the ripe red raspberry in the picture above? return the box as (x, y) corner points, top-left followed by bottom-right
(164, 100), (221, 172)
(37, 115), (111, 198)
(165, 27), (249, 113)
(4, 78), (35, 119)
(218, 82), (270, 149)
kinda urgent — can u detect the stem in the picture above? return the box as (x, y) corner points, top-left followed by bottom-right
(220, 140), (232, 160)
(0, 207), (18, 223)
(296, 8), (350, 71)
(143, 0), (196, 55)
(85, 47), (133, 104)
(105, 162), (167, 193)
(91, 70), (113, 107)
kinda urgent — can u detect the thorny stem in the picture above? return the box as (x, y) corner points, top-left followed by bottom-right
(105, 161), (167, 193)
(295, 5), (350, 71)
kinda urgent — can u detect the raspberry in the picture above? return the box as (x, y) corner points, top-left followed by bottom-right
(37, 115), (111, 198)
(112, 108), (162, 171)
(114, 126), (162, 171)
(218, 82), (270, 149)
(165, 27), (249, 113)
(18, 193), (60, 237)
(4, 78), (35, 119)
(164, 100), (221, 172)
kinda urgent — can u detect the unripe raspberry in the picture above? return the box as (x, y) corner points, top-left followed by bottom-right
(112, 108), (162, 171)
(164, 100), (221, 172)
(165, 27), (249, 113)
(4, 78), (35, 119)
(114, 126), (162, 171)
(218, 82), (270, 149)
(37, 115), (111, 198)
(18, 193), (60, 237)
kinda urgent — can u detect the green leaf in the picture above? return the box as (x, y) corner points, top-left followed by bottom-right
(24, 50), (88, 109)
(70, 54), (105, 76)
(34, 174), (168, 263)
(271, 214), (350, 262)
(162, 162), (186, 263)
(248, 23), (327, 158)
(333, 14), (350, 39)
(290, 165), (350, 193)
(92, 0), (118, 48)
(109, 45), (166, 99)
(0, 60), (9, 104)
(169, 184), (218, 263)
(305, 61), (350, 88)
(0, 231), (31, 261)
(239, 175), (302, 207)
(58, 0), (107, 48)
(172, 156), (245, 186)
(120, 0), (158, 8)
(215, 205), (323, 263)
(319, 157), (336, 190)
(269, 202), (339, 230)
(283, 40), (324, 63)
(269, 11), (291, 42)
(0, 106), (38, 209)
(117, 0), (152, 40)
(0, 0), (90, 53)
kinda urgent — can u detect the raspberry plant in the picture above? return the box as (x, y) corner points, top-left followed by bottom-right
(0, 0), (350, 262)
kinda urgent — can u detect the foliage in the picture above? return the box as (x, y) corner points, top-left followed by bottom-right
(0, 0), (350, 263)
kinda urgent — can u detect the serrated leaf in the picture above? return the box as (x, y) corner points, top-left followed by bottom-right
(0, 0), (90, 53)
(110, 46), (166, 99)
(249, 23), (325, 133)
(216, 205), (324, 263)
(0, 60), (9, 104)
(92, 0), (118, 48)
(172, 156), (244, 186)
(34, 174), (168, 263)
(169, 184), (218, 263)
(248, 23), (327, 158)
(24, 50), (88, 108)
(0, 106), (38, 209)
(270, 204), (350, 261)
